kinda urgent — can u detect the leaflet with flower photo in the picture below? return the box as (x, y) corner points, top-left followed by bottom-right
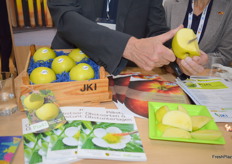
(22, 118), (81, 164)
(44, 107), (107, 162)
(59, 107), (147, 161)
(22, 107), (146, 162)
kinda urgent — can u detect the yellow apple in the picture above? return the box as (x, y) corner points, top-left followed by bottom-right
(23, 93), (44, 110)
(51, 55), (76, 74)
(69, 63), (95, 81)
(30, 67), (56, 84)
(33, 47), (56, 62)
(35, 103), (60, 121)
(162, 110), (192, 131)
(68, 49), (89, 62)
(172, 28), (200, 59)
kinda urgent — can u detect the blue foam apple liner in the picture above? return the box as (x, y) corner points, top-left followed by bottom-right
(27, 50), (100, 84)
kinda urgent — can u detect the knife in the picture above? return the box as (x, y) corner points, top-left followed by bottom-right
(188, 37), (197, 44)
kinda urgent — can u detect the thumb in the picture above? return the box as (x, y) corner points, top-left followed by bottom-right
(156, 25), (183, 43)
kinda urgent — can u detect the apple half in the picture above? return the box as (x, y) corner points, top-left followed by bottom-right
(172, 28), (200, 59)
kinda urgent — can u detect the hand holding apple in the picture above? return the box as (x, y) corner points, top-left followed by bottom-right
(123, 26), (182, 71)
(176, 50), (208, 75)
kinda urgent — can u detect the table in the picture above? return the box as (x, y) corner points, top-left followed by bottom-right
(1, 46), (232, 164)
(1, 102), (232, 164)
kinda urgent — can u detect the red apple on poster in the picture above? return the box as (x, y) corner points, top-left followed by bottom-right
(124, 80), (184, 118)
(124, 97), (148, 117)
(114, 76), (131, 103)
(108, 76), (118, 102)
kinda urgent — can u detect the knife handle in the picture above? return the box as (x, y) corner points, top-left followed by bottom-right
(169, 61), (190, 80)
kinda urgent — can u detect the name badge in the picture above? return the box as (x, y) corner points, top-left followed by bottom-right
(96, 18), (116, 30)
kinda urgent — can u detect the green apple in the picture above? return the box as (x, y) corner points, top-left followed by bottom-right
(30, 67), (56, 84)
(69, 63), (95, 81)
(23, 93), (44, 110)
(172, 28), (200, 59)
(35, 103), (60, 121)
(51, 55), (76, 74)
(68, 49), (89, 62)
(33, 47), (56, 62)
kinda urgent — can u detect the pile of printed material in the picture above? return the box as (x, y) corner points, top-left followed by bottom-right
(22, 107), (147, 164)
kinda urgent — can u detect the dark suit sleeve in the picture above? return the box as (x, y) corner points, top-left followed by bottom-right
(48, 0), (131, 75)
(146, 0), (170, 36)
(146, 0), (172, 48)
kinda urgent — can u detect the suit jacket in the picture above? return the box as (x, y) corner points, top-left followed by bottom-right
(48, 0), (170, 75)
(164, 0), (232, 66)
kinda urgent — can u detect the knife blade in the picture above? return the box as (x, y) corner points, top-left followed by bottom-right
(188, 37), (197, 44)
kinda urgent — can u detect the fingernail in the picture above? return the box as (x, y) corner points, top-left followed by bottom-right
(185, 57), (191, 62)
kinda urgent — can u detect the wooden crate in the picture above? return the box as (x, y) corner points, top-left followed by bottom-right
(18, 45), (112, 111)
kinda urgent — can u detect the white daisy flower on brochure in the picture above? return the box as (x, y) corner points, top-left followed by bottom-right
(92, 127), (134, 150)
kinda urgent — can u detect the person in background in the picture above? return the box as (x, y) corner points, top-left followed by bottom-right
(0, 0), (13, 72)
(164, 0), (232, 75)
(48, 0), (207, 76)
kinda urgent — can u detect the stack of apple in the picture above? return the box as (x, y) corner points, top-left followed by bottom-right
(29, 47), (95, 84)
(155, 105), (223, 140)
(23, 93), (60, 121)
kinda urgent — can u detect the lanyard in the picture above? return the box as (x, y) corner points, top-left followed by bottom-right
(187, 0), (210, 42)
(106, 0), (111, 19)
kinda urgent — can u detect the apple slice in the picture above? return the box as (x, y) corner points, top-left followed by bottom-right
(191, 116), (212, 131)
(156, 122), (172, 132)
(191, 130), (222, 140)
(172, 28), (200, 59)
(162, 110), (192, 131)
(155, 105), (170, 122)
(177, 105), (188, 114)
(162, 127), (191, 139)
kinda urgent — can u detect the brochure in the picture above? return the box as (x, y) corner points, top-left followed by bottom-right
(20, 90), (66, 133)
(0, 136), (22, 164)
(22, 117), (81, 164)
(22, 107), (147, 163)
(61, 107), (147, 161)
(176, 77), (232, 122)
(112, 75), (189, 118)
